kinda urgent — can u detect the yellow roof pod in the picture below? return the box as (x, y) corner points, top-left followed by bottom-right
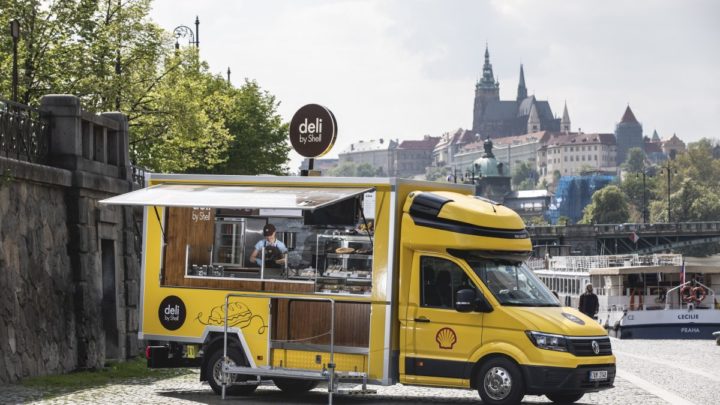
(401, 191), (532, 253)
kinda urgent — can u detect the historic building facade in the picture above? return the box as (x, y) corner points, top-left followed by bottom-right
(537, 132), (617, 184)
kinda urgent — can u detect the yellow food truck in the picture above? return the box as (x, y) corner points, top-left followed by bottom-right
(101, 174), (615, 405)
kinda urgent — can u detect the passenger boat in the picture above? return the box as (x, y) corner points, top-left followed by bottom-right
(529, 254), (720, 339)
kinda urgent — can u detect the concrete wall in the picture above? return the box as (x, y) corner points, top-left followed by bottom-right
(0, 95), (141, 383)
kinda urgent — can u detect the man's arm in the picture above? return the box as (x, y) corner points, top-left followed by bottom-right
(249, 248), (260, 265)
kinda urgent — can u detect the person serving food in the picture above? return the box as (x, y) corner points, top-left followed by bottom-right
(249, 223), (288, 267)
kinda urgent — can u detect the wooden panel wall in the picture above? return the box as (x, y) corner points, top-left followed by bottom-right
(164, 207), (215, 285)
(271, 300), (370, 348)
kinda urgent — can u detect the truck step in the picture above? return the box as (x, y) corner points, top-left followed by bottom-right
(224, 365), (329, 381)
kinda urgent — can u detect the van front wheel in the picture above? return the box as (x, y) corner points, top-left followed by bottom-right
(546, 392), (584, 403)
(476, 357), (525, 405)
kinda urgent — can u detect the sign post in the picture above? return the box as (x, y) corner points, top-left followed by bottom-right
(289, 104), (337, 176)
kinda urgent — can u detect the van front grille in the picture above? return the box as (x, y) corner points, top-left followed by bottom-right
(567, 337), (612, 356)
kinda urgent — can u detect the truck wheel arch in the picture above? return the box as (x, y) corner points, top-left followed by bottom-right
(470, 353), (523, 389)
(200, 332), (245, 382)
(468, 342), (529, 388)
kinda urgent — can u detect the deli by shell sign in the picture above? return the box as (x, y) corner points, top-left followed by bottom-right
(289, 104), (337, 158)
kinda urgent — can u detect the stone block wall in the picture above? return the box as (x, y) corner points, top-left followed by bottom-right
(0, 95), (141, 383)
(0, 160), (75, 382)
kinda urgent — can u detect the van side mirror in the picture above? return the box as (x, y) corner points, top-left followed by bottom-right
(455, 289), (476, 312)
(456, 289), (494, 313)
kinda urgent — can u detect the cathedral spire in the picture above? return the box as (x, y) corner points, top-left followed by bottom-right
(561, 101), (571, 133)
(478, 44), (498, 90)
(517, 64), (527, 101)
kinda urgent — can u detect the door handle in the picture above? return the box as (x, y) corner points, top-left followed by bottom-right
(414, 316), (430, 323)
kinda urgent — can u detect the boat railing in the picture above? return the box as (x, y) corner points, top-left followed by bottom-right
(545, 254), (682, 273)
(665, 280), (716, 310)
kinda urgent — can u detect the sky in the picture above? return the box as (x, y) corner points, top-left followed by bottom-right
(149, 0), (720, 172)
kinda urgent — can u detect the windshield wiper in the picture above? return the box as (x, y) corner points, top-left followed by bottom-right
(502, 302), (559, 307)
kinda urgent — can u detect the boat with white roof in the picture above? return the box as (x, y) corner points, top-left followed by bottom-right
(529, 253), (720, 339)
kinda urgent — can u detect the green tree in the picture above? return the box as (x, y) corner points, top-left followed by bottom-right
(557, 216), (572, 226)
(356, 163), (380, 177)
(425, 166), (450, 182)
(622, 147), (646, 173)
(552, 170), (561, 185)
(0, 0), (290, 173)
(579, 185), (629, 224)
(208, 80), (289, 175)
(326, 162), (357, 177)
(511, 161), (537, 190)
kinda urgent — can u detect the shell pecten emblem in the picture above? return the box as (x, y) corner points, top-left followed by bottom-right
(435, 327), (457, 349)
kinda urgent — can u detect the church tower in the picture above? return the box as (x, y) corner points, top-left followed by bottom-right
(517, 64), (527, 102)
(615, 105), (644, 165)
(472, 44), (500, 134)
(527, 101), (541, 133)
(561, 101), (571, 133)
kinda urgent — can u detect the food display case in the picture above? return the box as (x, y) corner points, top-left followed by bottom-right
(314, 234), (373, 295)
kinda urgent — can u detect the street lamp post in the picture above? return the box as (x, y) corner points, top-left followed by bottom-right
(174, 16), (199, 49)
(637, 169), (651, 224)
(9, 20), (20, 103)
(661, 161), (676, 223)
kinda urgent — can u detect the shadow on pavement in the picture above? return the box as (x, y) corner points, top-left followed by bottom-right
(156, 387), (558, 404)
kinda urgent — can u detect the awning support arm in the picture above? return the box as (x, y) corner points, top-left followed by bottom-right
(359, 199), (373, 246)
(153, 206), (167, 244)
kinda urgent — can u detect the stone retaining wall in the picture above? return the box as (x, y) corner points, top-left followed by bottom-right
(0, 95), (141, 383)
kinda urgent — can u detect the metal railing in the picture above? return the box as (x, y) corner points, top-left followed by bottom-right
(665, 280), (716, 310)
(130, 164), (146, 188)
(546, 254), (683, 273)
(222, 293), (339, 404)
(0, 98), (50, 164)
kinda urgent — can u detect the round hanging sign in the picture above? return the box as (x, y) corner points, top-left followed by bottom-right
(289, 104), (337, 158)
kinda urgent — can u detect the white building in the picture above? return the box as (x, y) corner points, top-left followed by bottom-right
(537, 132), (617, 184)
(338, 138), (398, 176)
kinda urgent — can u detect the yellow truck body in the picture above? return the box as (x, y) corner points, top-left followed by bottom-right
(102, 174), (615, 404)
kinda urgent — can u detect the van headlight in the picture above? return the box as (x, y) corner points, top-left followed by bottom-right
(526, 331), (568, 352)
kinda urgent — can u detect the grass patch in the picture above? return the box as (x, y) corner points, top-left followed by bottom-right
(21, 357), (193, 399)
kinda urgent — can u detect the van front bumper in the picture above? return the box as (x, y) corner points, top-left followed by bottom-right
(521, 364), (615, 395)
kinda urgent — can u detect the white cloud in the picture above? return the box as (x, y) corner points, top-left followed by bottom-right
(150, 0), (720, 171)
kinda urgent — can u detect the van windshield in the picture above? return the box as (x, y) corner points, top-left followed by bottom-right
(465, 258), (559, 307)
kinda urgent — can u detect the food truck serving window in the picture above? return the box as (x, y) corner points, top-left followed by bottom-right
(100, 185), (376, 296)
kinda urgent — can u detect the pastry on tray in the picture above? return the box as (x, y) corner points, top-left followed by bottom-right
(335, 247), (355, 254)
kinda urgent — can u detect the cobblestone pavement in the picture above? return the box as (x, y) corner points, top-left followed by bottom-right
(2, 338), (717, 404)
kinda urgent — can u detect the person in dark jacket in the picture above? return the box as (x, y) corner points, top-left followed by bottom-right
(578, 283), (599, 319)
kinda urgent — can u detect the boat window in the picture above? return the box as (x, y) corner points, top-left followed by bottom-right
(463, 256), (559, 307)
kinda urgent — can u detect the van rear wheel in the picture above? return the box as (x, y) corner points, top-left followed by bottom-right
(546, 392), (584, 403)
(204, 347), (258, 396)
(476, 357), (525, 405)
(273, 378), (319, 394)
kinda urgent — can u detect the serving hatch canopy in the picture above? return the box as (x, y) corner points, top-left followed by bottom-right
(99, 184), (373, 211)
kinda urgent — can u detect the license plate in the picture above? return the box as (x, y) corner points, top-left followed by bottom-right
(589, 370), (608, 381)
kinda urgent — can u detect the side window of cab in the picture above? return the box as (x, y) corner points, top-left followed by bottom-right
(420, 256), (477, 309)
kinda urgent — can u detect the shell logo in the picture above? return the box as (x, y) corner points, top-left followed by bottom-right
(435, 327), (457, 349)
